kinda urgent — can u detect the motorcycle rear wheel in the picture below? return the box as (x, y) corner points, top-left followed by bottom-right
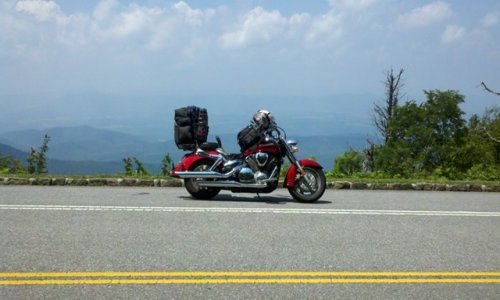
(184, 161), (221, 200)
(288, 167), (326, 203)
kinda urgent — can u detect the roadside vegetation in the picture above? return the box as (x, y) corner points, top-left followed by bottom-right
(330, 69), (499, 182)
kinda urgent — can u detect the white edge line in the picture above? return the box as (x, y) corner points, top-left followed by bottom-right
(0, 205), (499, 217)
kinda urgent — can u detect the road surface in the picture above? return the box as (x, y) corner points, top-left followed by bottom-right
(0, 186), (499, 298)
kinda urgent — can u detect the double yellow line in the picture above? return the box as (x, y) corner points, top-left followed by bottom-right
(1, 272), (500, 285)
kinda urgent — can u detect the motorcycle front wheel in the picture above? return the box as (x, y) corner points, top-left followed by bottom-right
(288, 167), (326, 203)
(184, 161), (221, 200)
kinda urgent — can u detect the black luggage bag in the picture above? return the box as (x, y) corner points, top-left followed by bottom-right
(174, 106), (209, 150)
(237, 124), (263, 152)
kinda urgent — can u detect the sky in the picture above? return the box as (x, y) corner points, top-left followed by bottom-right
(0, 0), (499, 139)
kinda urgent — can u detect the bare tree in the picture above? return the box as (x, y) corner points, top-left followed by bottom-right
(479, 82), (500, 143)
(484, 129), (500, 143)
(362, 140), (376, 172)
(481, 81), (500, 96)
(374, 68), (405, 143)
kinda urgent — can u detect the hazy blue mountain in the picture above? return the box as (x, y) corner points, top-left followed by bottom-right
(0, 126), (177, 163)
(1, 126), (370, 174)
(0, 142), (160, 175)
(0, 143), (28, 161)
(0, 93), (379, 141)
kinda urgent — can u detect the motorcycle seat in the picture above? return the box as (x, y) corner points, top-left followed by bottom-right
(199, 142), (219, 151)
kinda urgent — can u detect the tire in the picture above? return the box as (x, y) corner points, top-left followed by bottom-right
(184, 161), (221, 200)
(288, 167), (326, 203)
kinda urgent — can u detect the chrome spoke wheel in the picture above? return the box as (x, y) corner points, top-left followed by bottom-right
(288, 167), (326, 203)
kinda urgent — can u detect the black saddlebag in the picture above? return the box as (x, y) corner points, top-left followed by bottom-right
(237, 125), (263, 152)
(174, 106), (209, 150)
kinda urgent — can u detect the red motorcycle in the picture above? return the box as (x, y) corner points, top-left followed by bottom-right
(170, 108), (326, 203)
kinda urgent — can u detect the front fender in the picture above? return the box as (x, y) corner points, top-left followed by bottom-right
(284, 159), (323, 188)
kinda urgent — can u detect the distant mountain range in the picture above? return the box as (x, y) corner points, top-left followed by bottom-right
(0, 142), (160, 175)
(0, 126), (176, 162)
(0, 126), (369, 175)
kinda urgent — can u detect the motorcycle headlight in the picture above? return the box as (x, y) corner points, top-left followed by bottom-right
(287, 140), (299, 153)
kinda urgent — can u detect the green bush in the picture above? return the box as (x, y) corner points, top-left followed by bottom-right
(331, 149), (364, 177)
(465, 165), (500, 181)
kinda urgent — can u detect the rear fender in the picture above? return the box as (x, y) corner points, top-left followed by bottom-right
(170, 151), (218, 176)
(284, 159), (323, 188)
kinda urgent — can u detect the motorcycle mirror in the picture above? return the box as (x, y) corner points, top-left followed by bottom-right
(216, 136), (222, 148)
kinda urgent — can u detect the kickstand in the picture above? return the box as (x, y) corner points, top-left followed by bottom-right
(256, 193), (263, 201)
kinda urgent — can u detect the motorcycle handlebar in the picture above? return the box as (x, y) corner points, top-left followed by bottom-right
(270, 126), (287, 140)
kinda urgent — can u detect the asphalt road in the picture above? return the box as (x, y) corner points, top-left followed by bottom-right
(0, 186), (499, 299)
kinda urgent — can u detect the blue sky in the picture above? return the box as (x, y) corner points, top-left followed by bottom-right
(0, 0), (499, 138)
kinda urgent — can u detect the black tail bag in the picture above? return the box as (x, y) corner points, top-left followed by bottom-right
(174, 106), (209, 150)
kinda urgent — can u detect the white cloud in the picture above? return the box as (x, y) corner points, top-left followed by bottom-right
(12, 0), (220, 50)
(396, 1), (452, 29)
(219, 7), (288, 48)
(290, 13), (310, 26)
(9, 1), (352, 53)
(305, 11), (343, 43)
(441, 25), (465, 43)
(173, 1), (214, 27)
(92, 0), (117, 21)
(328, 0), (377, 10)
(16, 0), (68, 24)
(219, 7), (341, 49)
(481, 12), (498, 28)
(2, 0), (500, 104)
(92, 4), (163, 40)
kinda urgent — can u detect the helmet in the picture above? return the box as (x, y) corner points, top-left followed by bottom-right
(253, 110), (275, 130)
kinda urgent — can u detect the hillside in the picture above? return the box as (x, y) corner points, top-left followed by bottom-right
(0, 143), (28, 161)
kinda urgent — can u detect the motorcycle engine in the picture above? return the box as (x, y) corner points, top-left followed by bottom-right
(238, 167), (255, 183)
(240, 153), (277, 182)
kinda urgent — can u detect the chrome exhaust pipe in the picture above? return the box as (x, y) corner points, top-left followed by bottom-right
(197, 181), (267, 189)
(174, 171), (224, 179)
(174, 168), (238, 179)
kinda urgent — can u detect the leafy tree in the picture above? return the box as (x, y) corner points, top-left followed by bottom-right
(462, 106), (500, 179)
(374, 101), (423, 176)
(122, 157), (133, 176)
(37, 134), (50, 174)
(133, 157), (149, 176)
(161, 153), (173, 176)
(375, 90), (467, 178)
(481, 106), (500, 145)
(475, 106), (500, 144)
(420, 90), (467, 172)
(0, 154), (24, 174)
(27, 134), (50, 175)
(123, 157), (149, 176)
(27, 148), (37, 174)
